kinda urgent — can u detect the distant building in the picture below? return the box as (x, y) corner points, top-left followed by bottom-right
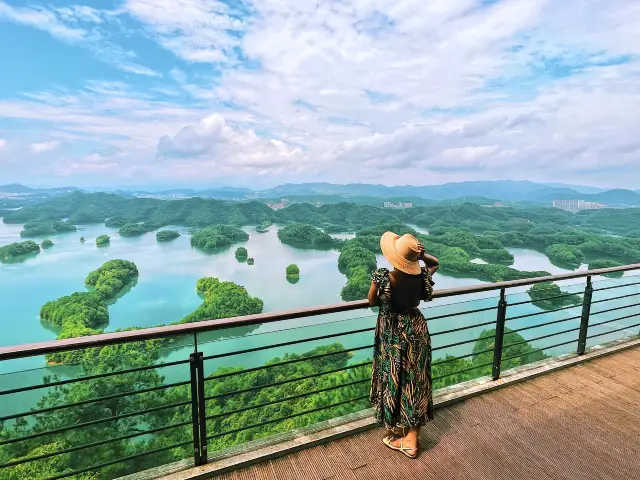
(553, 200), (606, 212)
(383, 202), (413, 209)
(267, 203), (287, 210)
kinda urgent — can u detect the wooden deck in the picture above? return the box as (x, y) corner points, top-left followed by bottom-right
(215, 347), (640, 480)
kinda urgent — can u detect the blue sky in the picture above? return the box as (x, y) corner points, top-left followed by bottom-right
(0, 0), (639, 189)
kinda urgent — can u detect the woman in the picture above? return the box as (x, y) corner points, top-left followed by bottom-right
(368, 231), (440, 459)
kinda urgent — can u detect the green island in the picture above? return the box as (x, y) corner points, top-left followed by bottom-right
(39, 259), (139, 364)
(20, 220), (76, 237)
(247, 257), (255, 265)
(256, 221), (272, 233)
(545, 244), (585, 268)
(286, 264), (300, 278)
(96, 234), (110, 246)
(85, 259), (139, 300)
(0, 240), (41, 263)
(191, 225), (249, 250)
(156, 230), (181, 242)
(338, 239), (378, 301)
(527, 282), (583, 311)
(588, 259), (625, 278)
(40, 239), (54, 249)
(235, 246), (248, 261)
(277, 223), (341, 249)
(118, 223), (148, 237)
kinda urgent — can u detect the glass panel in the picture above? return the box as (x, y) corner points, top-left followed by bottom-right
(0, 334), (194, 479)
(503, 278), (585, 368)
(428, 295), (500, 390)
(199, 309), (374, 455)
(588, 273), (640, 348)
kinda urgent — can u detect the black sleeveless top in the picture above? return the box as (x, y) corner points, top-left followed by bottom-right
(389, 271), (424, 312)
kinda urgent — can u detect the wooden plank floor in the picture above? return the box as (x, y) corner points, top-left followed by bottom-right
(216, 347), (640, 480)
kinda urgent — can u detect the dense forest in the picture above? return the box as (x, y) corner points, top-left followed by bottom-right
(0, 322), (544, 480)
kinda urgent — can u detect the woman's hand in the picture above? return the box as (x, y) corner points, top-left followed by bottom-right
(417, 241), (425, 261)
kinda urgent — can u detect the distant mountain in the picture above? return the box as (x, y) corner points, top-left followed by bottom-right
(5, 181), (630, 205)
(542, 182), (606, 194)
(0, 184), (37, 194)
(255, 180), (589, 202)
(0, 184), (81, 196)
(537, 189), (640, 206)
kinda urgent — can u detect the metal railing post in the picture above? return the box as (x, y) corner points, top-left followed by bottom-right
(195, 351), (208, 465)
(492, 288), (507, 381)
(577, 276), (593, 355)
(189, 352), (202, 467)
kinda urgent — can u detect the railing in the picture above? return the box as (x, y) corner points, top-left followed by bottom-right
(1, 264), (640, 479)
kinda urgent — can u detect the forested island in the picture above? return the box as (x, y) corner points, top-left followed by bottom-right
(96, 234), (110, 246)
(588, 259), (625, 278)
(0, 240), (40, 262)
(235, 246), (248, 261)
(20, 220), (76, 237)
(277, 223), (341, 249)
(286, 264), (300, 283)
(40, 239), (54, 249)
(527, 282), (582, 311)
(156, 230), (181, 242)
(119, 223), (148, 237)
(191, 225), (249, 250)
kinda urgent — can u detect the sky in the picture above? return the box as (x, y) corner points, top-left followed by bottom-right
(0, 0), (639, 189)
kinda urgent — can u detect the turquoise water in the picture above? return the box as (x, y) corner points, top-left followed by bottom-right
(1, 220), (639, 418)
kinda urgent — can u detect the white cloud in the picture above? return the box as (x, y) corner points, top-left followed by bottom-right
(29, 141), (60, 153)
(0, 1), (159, 77)
(158, 114), (303, 170)
(0, 139), (5, 151)
(0, 1), (86, 41)
(2, 1), (640, 187)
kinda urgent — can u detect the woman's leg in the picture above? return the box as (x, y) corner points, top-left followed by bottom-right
(389, 426), (420, 453)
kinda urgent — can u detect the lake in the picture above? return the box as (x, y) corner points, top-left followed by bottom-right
(1, 220), (639, 418)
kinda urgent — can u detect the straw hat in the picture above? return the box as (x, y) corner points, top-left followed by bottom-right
(380, 231), (422, 275)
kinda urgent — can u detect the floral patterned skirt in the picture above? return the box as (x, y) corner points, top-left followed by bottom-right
(370, 307), (434, 429)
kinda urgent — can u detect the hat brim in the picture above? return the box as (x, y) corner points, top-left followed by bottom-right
(380, 231), (421, 275)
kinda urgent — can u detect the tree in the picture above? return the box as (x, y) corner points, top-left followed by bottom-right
(41, 239), (54, 249)
(235, 247), (248, 261)
(247, 257), (255, 265)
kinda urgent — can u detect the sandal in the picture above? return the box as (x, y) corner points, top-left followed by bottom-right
(383, 435), (418, 459)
